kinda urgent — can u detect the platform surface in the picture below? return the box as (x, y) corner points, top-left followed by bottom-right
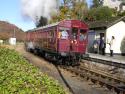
(87, 53), (125, 64)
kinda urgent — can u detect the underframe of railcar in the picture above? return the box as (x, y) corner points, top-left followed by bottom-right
(34, 46), (82, 66)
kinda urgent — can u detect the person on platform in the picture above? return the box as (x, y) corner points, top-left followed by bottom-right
(109, 36), (115, 56)
(99, 37), (105, 55)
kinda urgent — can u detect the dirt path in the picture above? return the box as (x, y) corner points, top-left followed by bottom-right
(14, 44), (115, 94)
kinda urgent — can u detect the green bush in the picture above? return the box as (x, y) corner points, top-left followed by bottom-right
(0, 48), (66, 94)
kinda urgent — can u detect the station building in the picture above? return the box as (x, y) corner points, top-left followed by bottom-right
(87, 16), (125, 55)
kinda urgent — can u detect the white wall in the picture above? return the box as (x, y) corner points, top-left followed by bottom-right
(106, 21), (125, 54)
(123, 6), (125, 11)
(0, 40), (3, 44)
(9, 38), (16, 45)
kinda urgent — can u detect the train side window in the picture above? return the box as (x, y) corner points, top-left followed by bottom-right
(48, 30), (54, 38)
(79, 29), (87, 41)
(58, 30), (69, 39)
(61, 30), (69, 39)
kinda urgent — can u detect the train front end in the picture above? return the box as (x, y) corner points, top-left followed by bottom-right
(57, 20), (88, 65)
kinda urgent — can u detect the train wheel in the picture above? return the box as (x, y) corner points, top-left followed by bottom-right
(62, 57), (65, 65)
(58, 59), (63, 65)
(44, 52), (48, 60)
(56, 56), (62, 65)
(34, 48), (38, 55)
(71, 56), (80, 66)
(66, 61), (72, 66)
(53, 56), (56, 61)
(41, 51), (45, 57)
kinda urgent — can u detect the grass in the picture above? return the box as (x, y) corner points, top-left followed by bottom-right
(0, 47), (67, 94)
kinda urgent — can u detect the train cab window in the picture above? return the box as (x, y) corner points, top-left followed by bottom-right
(61, 30), (69, 39)
(72, 28), (78, 39)
(58, 28), (69, 39)
(79, 29), (87, 41)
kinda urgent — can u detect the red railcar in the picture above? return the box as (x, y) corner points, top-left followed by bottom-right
(26, 20), (88, 65)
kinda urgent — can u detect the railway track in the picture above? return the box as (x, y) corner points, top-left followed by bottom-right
(82, 56), (125, 69)
(59, 63), (125, 94)
(25, 48), (125, 94)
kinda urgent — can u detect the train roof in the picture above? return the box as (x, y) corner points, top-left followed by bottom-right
(27, 19), (88, 32)
(28, 22), (59, 32)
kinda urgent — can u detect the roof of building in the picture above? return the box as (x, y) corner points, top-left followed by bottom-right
(87, 16), (125, 30)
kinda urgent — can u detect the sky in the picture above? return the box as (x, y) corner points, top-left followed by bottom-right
(0, 0), (92, 31)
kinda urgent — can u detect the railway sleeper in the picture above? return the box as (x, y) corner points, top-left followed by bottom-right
(88, 75), (125, 94)
(116, 85), (125, 94)
(80, 65), (125, 85)
(74, 67), (125, 86)
(104, 82), (125, 94)
(61, 65), (125, 94)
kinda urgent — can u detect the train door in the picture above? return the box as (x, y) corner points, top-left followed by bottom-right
(58, 27), (70, 52)
(70, 27), (78, 52)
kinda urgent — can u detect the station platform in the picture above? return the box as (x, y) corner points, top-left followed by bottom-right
(85, 53), (125, 64)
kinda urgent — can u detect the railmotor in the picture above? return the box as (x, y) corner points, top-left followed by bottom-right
(25, 20), (88, 65)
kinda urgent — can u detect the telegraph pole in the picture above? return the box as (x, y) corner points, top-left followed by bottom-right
(14, 28), (15, 38)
